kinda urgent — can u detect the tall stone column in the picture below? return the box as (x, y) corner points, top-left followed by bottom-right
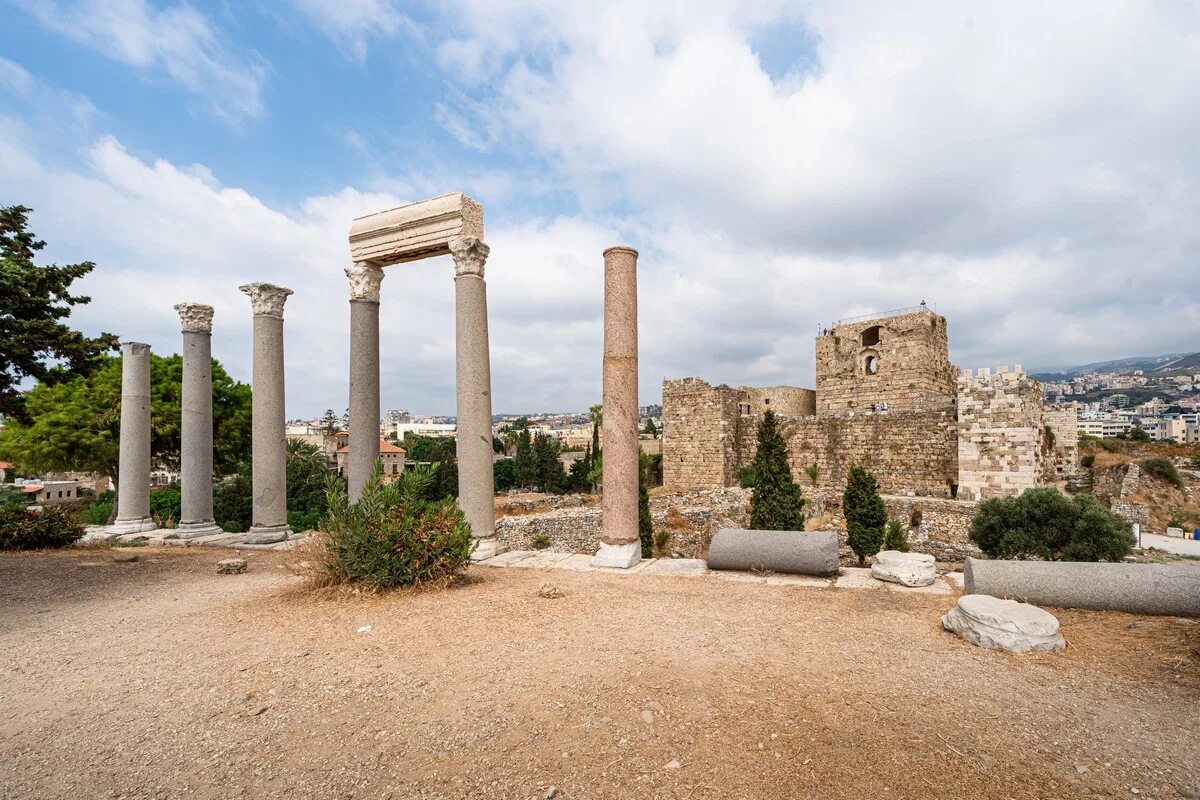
(593, 246), (641, 568)
(239, 282), (293, 544)
(174, 303), (222, 538)
(107, 341), (157, 535)
(346, 263), (384, 502)
(449, 236), (501, 560)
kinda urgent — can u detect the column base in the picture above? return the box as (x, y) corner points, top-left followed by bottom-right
(244, 524), (292, 545)
(470, 537), (506, 561)
(105, 517), (158, 536)
(172, 521), (224, 539)
(592, 541), (642, 569)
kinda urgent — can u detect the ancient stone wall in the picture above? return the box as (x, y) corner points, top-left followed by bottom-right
(1042, 403), (1080, 481)
(740, 386), (816, 417)
(662, 378), (744, 490)
(734, 409), (959, 496)
(803, 488), (980, 561)
(956, 367), (1045, 501)
(815, 310), (958, 417)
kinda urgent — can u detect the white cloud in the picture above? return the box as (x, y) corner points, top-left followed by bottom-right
(15, 0), (269, 123)
(290, 0), (417, 61)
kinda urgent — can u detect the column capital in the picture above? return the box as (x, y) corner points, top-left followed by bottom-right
(345, 263), (385, 302)
(174, 302), (215, 333)
(449, 236), (490, 278)
(239, 282), (293, 318)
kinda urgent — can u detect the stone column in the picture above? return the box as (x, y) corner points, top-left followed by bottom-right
(107, 342), (157, 535)
(346, 264), (384, 502)
(174, 303), (222, 538)
(449, 237), (501, 560)
(593, 246), (640, 568)
(239, 282), (293, 544)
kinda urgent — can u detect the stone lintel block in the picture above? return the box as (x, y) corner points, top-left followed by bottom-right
(349, 193), (484, 266)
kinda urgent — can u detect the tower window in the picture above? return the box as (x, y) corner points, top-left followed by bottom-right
(865, 355), (879, 375)
(861, 326), (881, 347)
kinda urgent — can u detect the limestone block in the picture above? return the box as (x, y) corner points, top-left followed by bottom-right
(216, 558), (248, 574)
(941, 594), (1065, 652)
(707, 528), (839, 576)
(349, 193), (483, 266)
(870, 550), (937, 587)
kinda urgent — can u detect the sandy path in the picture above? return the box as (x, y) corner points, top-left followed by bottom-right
(1, 548), (1197, 799)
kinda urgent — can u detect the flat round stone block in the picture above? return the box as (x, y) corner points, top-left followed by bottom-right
(942, 594), (1065, 653)
(871, 550), (936, 587)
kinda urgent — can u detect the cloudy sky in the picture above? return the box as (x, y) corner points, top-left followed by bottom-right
(2, 1), (1198, 417)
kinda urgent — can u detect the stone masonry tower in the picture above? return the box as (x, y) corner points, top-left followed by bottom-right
(815, 307), (958, 417)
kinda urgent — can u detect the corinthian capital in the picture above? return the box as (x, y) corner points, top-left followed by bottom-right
(345, 263), (385, 302)
(238, 282), (293, 318)
(448, 236), (489, 278)
(174, 302), (214, 334)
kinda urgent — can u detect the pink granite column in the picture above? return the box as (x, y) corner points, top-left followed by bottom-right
(593, 246), (641, 568)
(345, 263), (384, 503)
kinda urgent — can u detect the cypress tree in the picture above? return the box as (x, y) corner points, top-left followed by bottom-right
(638, 453), (654, 557)
(844, 465), (887, 565)
(883, 518), (910, 552)
(515, 429), (537, 489)
(748, 410), (805, 530)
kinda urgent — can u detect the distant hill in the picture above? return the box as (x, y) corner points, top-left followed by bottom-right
(1030, 352), (1194, 381)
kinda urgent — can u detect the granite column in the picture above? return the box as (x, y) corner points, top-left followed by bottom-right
(346, 264), (384, 502)
(593, 246), (640, 568)
(174, 303), (222, 538)
(107, 342), (157, 535)
(449, 237), (501, 559)
(239, 283), (293, 544)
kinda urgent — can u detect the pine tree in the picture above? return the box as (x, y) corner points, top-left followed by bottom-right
(514, 429), (537, 489)
(883, 518), (910, 552)
(638, 452), (654, 557)
(748, 410), (805, 530)
(844, 465), (887, 565)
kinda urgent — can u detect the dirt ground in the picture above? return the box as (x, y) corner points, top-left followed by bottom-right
(1, 548), (1198, 800)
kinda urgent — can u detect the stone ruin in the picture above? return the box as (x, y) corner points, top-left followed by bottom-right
(662, 306), (1079, 502)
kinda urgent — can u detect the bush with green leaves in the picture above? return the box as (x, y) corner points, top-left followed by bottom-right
(149, 484), (181, 527)
(748, 411), (805, 530)
(317, 462), (474, 590)
(969, 487), (1132, 562)
(883, 518), (910, 552)
(0, 484), (30, 512)
(1080, 454), (1095, 469)
(638, 453), (654, 558)
(1139, 457), (1182, 488)
(76, 489), (114, 525)
(494, 458), (518, 492)
(843, 465), (887, 566)
(0, 506), (84, 550)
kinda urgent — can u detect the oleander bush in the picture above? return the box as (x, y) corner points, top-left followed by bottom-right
(969, 487), (1132, 562)
(316, 462), (474, 590)
(0, 506), (85, 550)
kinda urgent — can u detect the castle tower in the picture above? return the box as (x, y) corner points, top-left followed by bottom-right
(815, 307), (958, 417)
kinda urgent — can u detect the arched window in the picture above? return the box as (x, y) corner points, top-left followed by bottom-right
(861, 325), (881, 347)
(865, 355), (879, 375)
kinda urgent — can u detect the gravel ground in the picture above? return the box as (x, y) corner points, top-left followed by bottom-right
(1, 547), (1198, 800)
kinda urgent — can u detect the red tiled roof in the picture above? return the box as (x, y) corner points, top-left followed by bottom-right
(336, 439), (405, 454)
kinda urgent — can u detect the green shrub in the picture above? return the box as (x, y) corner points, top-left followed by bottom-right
(149, 484), (182, 521)
(531, 534), (551, 550)
(76, 489), (114, 525)
(0, 484), (30, 512)
(748, 411), (805, 530)
(219, 519), (244, 534)
(288, 509), (323, 532)
(1098, 439), (1120, 453)
(1139, 457), (1182, 488)
(0, 506), (85, 550)
(318, 463), (474, 590)
(1080, 454), (1095, 469)
(654, 529), (670, 552)
(969, 487), (1132, 562)
(883, 518), (910, 552)
(494, 458), (518, 492)
(844, 465), (887, 566)
(213, 470), (253, 532)
(805, 464), (819, 486)
(736, 465), (758, 489)
(639, 453), (654, 558)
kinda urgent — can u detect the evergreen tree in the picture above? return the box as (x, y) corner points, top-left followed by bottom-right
(533, 433), (567, 493)
(883, 518), (910, 552)
(568, 445), (592, 492)
(642, 418), (658, 438)
(844, 465), (888, 565)
(747, 410), (805, 530)
(638, 453), (654, 557)
(0, 205), (117, 421)
(514, 429), (537, 489)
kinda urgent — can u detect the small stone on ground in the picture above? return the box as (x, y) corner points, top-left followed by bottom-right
(216, 558), (248, 574)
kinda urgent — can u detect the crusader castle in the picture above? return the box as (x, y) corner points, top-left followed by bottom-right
(662, 306), (1078, 501)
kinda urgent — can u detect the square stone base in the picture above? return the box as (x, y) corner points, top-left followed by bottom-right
(470, 537), (506, 561)
(173, 521), (224, 539)
(244, 525), (291, 545)
(104, 517), (158, 536)
(592, 541), (641, 569)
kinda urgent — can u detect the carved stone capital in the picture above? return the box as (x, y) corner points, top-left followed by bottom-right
(345, 263), (385, 302)
(174, 302), (214, 333)
(449, 236), (489, 278)
(238, 282), (293, 318)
